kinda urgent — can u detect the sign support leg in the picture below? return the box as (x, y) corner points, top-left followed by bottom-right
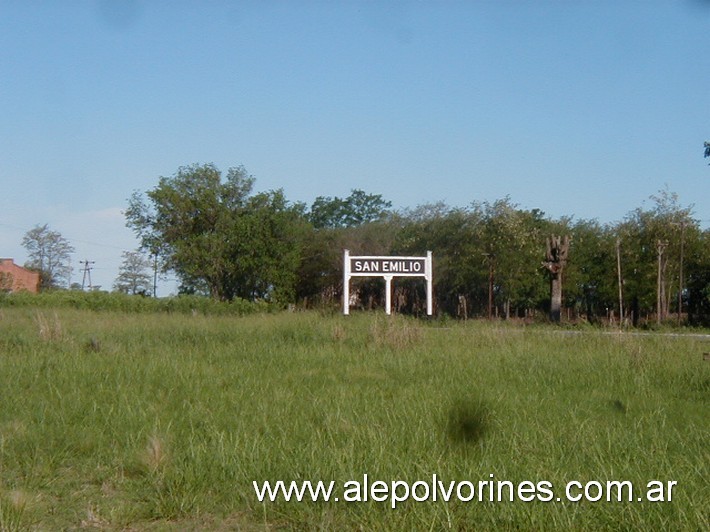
(385, 275), (393, 315)
(426, 250), (433, 316)
(343, 249), (350, 315)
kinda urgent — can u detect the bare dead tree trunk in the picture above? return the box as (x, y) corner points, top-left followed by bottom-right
(542, 235), (571, 323)
(550, 276), (563, 322)
(457, 294), (467, 320)
(484, 253), (495, 320)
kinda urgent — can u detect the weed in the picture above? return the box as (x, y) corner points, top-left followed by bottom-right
(142, 434), (169, 475)
(369, 315), (421, 350)
(0, 490), (29, 531)
(34, 311), (62, 341)
(85, 336), (102, 353)
(332, 323), (347, 342)
(80, 504), (110, 529)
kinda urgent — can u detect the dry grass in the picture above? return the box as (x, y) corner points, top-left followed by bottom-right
(369, 315), (421, 350)
(34, 310), (62, 341)
(142, 434), (169, 474)
(331, 323), (347, 342)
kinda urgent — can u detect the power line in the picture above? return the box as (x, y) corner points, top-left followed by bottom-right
(0, 221), (133, 252)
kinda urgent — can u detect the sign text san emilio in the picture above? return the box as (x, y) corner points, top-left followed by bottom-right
(343, 250), (433, 316)
(350, 257), (425, 275)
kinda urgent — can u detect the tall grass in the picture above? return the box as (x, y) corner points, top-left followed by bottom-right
(0, 290), (270, 315)
(0, 309), (707, 529)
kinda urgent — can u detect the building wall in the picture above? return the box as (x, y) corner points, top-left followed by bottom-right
(0, 259), (41, 293)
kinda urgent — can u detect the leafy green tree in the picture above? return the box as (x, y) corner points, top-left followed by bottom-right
(308, 189), (392, 229)
(395, 199), (556, 319)
(395, 203), (485, 316)
(125, 163), (306, 302)
(114, 250), (153, 295)
(686, 228), (710, 325)
(614, 189), (697, 323)
(297, 190), (396, 307)
(125, 190), (170, 296)
(221, 189), (308, 302)
(475, 199), (551, 319)
(21, 224), (75, 289)
(563, 220), (617, 322)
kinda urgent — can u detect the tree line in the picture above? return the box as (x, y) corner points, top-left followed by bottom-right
(121, 163), (709, 325)
(18, 161), (710, 325)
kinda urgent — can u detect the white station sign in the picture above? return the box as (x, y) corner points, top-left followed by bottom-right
(343, 250), (433, 316)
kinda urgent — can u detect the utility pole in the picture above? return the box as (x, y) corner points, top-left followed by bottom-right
(656, 241), (668, 325)
(483, 253), (495, 320)
(616, 238), (624, 325)
(80, 259), (95, 290)
(671, 221), (688, 326)
(152, 252), (158, 298)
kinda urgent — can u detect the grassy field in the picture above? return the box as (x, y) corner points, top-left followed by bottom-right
(0, 308), (707, 530)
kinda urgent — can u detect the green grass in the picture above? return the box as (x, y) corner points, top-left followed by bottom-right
(0, 308), (708, 530)
(0, 290), (270, 315)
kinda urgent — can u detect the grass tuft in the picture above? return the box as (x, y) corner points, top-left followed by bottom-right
(369, 315), (421, 350)
(142, 434), (169, 474)
(85, 336), (102, 353)
(446, 397), (491, 445)
(0, 490), (29, 531)
(34, 310), (62, 341)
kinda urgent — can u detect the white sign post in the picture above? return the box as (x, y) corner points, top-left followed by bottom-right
(343, 250), (433, 316)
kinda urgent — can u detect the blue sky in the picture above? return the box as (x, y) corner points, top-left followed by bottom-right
(1, 0), (709, 293)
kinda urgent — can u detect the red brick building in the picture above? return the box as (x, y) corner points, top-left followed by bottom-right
(0, 258), (41, 293)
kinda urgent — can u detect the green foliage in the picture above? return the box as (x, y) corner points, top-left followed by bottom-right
(390, 190), (710, 323)
(0, 290), (269, 315)
(297, 189), (397, 305)
(122, 167), (710, 323)
(614, 189), (698, 320)
(126, 164), (306, 302)
(395, 198), (553, 317)
(475, 199), (551, 315)
(686, 229), (710, 325)
(564, 219), (617, 319)
(308, 189), (392, 229)
(396, 202), (485, 313)
(297, 219), (404, 307)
